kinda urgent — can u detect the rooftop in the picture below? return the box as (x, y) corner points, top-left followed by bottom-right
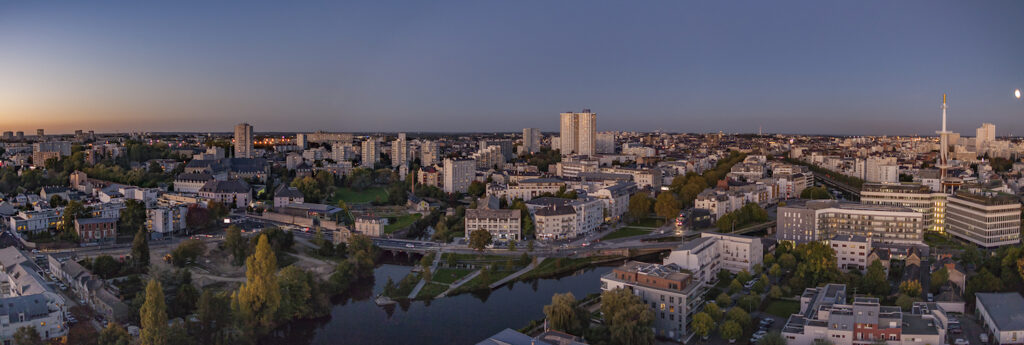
(976, 292), (1024, 331)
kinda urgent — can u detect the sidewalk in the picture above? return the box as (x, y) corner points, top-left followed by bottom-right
(408, 250), (443, 299)
(488, 257), (546, 289)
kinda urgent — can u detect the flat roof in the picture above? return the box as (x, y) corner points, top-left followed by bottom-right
(977, 292), (1024, 331)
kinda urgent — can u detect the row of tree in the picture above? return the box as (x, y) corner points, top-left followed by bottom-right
(543, 289), (654, 345)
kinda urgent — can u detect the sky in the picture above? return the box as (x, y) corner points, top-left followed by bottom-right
(1, 1), (1023, 136)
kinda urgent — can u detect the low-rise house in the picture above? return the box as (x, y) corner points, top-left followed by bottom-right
(0, 248), (68, 342)
(465, 208), (521, 243)
(354, 216), (386, 237)
(273, 185), (305, 208)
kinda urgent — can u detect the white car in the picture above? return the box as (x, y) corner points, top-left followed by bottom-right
(405, 244), (415, 248)
(954, 339), (969, 345)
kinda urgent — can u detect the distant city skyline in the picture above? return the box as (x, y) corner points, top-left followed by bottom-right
(1, 1), (1023, 135)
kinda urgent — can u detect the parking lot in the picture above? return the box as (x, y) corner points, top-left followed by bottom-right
(948, 313), (988, 345)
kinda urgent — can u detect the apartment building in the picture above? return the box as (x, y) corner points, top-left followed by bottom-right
(946, 189), (1021, 248)
(526, 197), (604, 240)
(781, 284), (947, 345)
(443, 158), (475, 194)
(147, 205), (189, 238)
(505, 178), (565, 201)
(830, 235), (871, 273)
(197, 180), (252, 208)
(777, 200), (925, 245)
(354, 216), (385, 237)
(600, 261), (703, 343)
(465, 208), (522, 242)
(665, 232), (763, 285)
(0, 248), (69, 342)
(74, 218), (117, 244)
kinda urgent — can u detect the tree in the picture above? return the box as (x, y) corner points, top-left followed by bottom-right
(91, 255), (120, 278)
(705, 302), (723, 321)
(119, 199), (147, 235)
(726, 306), (751, 329)
(627, 193), (654, 221)
(740, 294), (760, 311)
(899, 280), (922, 297)
(170, 239), (207, 267)
(716, 292), (732, 307)
(12, 326), (43, 345)
(507, 239), (517, 251)
(800, 186), (831, 200)
(769, 285), (783, 299)
(729, 279), (743, 294)
(467, 181), (486, 197)
(779, 253), (797, 270)
(931, 267), (949, 293)
(895, 294), (917, 311)
(966, 268), (1002, 301)
(863, 260), (889, 296)
(172, 281), (200, 318)
(737, 270), (753, 283)
(769, 263), (782, 277)
(197, 290), (232, 344)
(224, 225), (246, 265)
(98, 323), (131, 345)
(185, 204), (211, 231)
(654, 192), (682, 220)
(132, 227), (150, 272)
(233, 234), (281, 332)
(757, 332), (787, 345)
(601, 288), (655, 345)
(692, 312), (715, 339)
(277, 266), (319, 320)
(719, 320), (742, 342)
(140, 279), (169, 345)
(543, 293), (586, 335)
(960, 245), (981, 267)
(468, 229), (493, 251)
(764, 252), (776, 266)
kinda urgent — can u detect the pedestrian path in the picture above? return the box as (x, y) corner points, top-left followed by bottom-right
(437, 268), (482, 298)
(488, 257), (546, 289)
(408, 250), (443, 299)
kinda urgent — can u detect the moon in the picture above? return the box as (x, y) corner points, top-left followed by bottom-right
(1016, 88), (1022, 99)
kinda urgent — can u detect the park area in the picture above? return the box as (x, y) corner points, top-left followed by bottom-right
(384, 213), (422, 234)
(601, 227), (651, 240)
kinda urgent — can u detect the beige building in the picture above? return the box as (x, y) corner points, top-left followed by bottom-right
(465, 208), (521, 242)
(234, 123), (253, 158)
(559, 110), (596, 156)
(830, 235), (870, 273)
(946, 189), (1021, 248)
(354, 216), (385, 237)
(861, 182), (946, 233)
(777, 200), (924, 245)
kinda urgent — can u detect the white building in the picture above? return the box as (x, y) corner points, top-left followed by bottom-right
(147, 205), (189, 238)
(975, 292), (1024, 345)
(522, 128), (541, 154)
(777, 200), (925, 245)
(527, 196), (604, 240)
(361, 138), (379, 167)
(505, 178), (565, 201)
(830, 235), (871, 273)
(600, 261), (703, 343)
(0, 248), (68, 342)
(665, 232), (763, 285)
(443, 158), (475, 194)
(420, 140), (439, 166)
(391, 133), (408, 168)
(559, 110), (596, 156)
(234, 123), (254, 159)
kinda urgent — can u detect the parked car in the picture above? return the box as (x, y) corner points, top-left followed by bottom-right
(954, 339), (969, 345)
(980, 334), (989, 343)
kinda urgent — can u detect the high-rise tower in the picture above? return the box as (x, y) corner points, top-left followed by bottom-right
(234, 123), (254, 158)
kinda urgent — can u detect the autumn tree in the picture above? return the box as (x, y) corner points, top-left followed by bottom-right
(692, 312), (715, 339)
(98, 323), (131, 345)
(224, 225), (246, 266)
(233, 234), (281, 333)
(468, 229), (493, 251)
(654, 192), (682, 220)
(140, 279), (169, 345)
(627, 193), (654, 221)
(132, 227), (150, 272)
(719, 320), (742, 342)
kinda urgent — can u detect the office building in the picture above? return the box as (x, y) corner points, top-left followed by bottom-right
(600, 261), (702, 343)
(443, 158), (475, 194)
(777, 200), (924, 245)
(861, 182), (947, 233)
(362, 138), (379, 167)
(522, 128), (541, 154)
(946, 189), (1021, 248)
(559, 109), (596, 156)
(234, 123), (254, 158)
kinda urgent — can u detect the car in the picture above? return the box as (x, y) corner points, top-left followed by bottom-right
(760, 318), (774, 325)
(980, 334), (989, 343)
(581, 242), (590, 247)
(405, 244), (415, 248)
(753, 330), (767, 336)
(954, 339), (969, 345)
(927, 293), (934, 302)
(744, 280), (757, 289)
(79, 299), (86, 305)
(950, 327), (962, 334)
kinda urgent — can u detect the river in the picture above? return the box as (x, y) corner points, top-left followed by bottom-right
(262, 261), (616, 345)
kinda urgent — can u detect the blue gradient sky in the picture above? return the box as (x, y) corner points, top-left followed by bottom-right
(1, 1), (1023, 135)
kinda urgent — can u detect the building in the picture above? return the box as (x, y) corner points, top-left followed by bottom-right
(392, 133), (408, 168)
(665, 232), (764, 285)
(522, 128), (541, 154)
(505, 178), (565, 201)
(420, 140), (439, 166)
(479, 139), (514, 162)
(780, 284), (948, 345)
(527, 197), (604, 240)
(198, 180), (251, 208)
(8, 208), (62, 233)
(32, 141), (71, 166)
(417, 166), (442, 188)
(0, 248), (68, 342)
(975, 292), (1024, 345)
(443, 158), (475, 194)
(590, 182), (637, 222)
(861, 182), (946, 233)
(946, 189), (1021, 248)
(361, 138), (379, 167)
(173, 172), (216, 194)
(777, 200), (925, 245)
(559, 110), (596, 156)
(74, 218), (117, 244)
(473, 145), (504, 169)
(477, 329), (587, 345)
(600, 261), (702, 343)
(147, 205), (188, 238)
(976, 123), (996, 152)
(273, 185), (305, 208)
(830, 235), (870, 273)
(596, 131), (615, 154)
(295, 131), (353, 148)
(465, 208), (522, 243)
(354, 216), (385, 237)
(234, 123), (254, 158)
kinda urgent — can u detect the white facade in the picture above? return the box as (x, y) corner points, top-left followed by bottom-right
(946, 190), (1021, 248)
(420, 140), (439, 166)
(830, 235), (871, 273)
(522, 128), (541, 154)
(665, 232), (763, 285)
(147, 205), (189, 237)
(559, 110), (596, 156)
(361, 138), (379, 167)
(443, 158), (475, 194)
(391, 133), (408, 168)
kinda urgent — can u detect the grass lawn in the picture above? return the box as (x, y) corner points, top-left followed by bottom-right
(384, 213), (422, 234)
(432, 268), (473, 284)
(763, 299), (800, 318)
(331, 187), (387, 204)
(601, 227), (652, 240)
(416, 282), (449, 299)
(519, 256), (619, 280)
(629, 217), (664, 228)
